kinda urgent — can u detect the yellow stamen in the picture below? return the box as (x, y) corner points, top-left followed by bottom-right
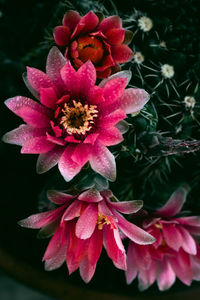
(97, 213), (110, 230)
(61, 100), (98, 135)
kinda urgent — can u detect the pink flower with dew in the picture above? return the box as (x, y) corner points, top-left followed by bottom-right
(126, 186), (200, 291)
(53, 11), (133, 78)
(2, 47), (149, 182)
(19, 188), (155, 283)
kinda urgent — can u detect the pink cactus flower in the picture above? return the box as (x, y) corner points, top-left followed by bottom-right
(3, 47), (149, 182)
(53, 10), (133, 78)
(126, 186), (200, 291)
(19, 188), (155, 283)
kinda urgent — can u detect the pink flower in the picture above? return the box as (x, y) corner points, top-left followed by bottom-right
(126, 186), (200, 291)
(53, 10), (133, 78)
(19, 188), (155, 283)
(3, 47), (149, 182)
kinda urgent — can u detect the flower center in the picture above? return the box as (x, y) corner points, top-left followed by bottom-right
(77, 35), (104, 64)
(97, 213), (111, 230)
(60, 100), (98, 135)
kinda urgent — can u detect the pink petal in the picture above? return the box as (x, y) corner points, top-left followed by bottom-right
(78, 189), (103, 203)
(46, 46), (67, 93)
(26, 67), (52, 92)
(111, 44), (133, 63)
(108, 200), (143, 214)
(77, 60), (96, 98)
(97, 126), (123, 146)
(98, 16), (122, 34)
(60, 61), (79, 97)
(36, 146), (64, 174)
(126, 242), (138, 284)
(116, 212), (155, 245)
(162, 223), (183, 251)
(170, 249), (193, 285)
(99, 70), (132, 88)
(5, 96), (51, 128)
(106, 28), (125, 45)
(40, 87), (58, 109)
(47, 190), (74, 205)
(44, 240), (67, 271)
(138, 260), (157, 291)
(131, 243), (151, 271)
(104, 226), (126, 270)
(175, 216), (200, 227)
(191, 256), (200, 280)
(89, 142), (116, 182)
(58, 145), (82, 181)
(23, 72), (40, 100)
(18, 206), (65, 229)
(71, 143), (91, 166)
(83, 133), (99, 145)
(98, 109), (126, 127)
(156, 186), (188, 217)
(46, 133), (66, 146)
(21, 136), (54, 153)
(98, 200), (114, 217)
(79, 257), (96, 283)
(157, 258), (176, 291)
(43, 226), (63, 260)
(103, 77), (127, 105)
(62, 10), (81, 31)
(62, 200), (82, 221)
(53, 26), (71, 46)
(88, 228), (103, 265)
(71, 11), (99, 38)
(87, 85), (105, 105)
(178, 226), (197, 255)
(118, 88), (150, 114)
(2, 124), (47, 146)
(75, 204), (98, 239)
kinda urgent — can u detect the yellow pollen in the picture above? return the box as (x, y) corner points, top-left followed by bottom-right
(61, 100), (98, 135)
(155, 223), (163, 230)
(97, 213), (110, 230)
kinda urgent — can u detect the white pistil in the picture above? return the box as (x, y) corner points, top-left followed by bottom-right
(138, 16), (153, 32)
(161, 64), (175, 79)
(133, 51), (145, 64)
(183, 96), (196, 109)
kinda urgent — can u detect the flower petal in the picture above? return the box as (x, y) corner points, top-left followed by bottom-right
(89, 142), (116, 182)
(46, 46), (67, 92)
(126, 242), (138, 284)
(78, 188), (103, 203)
(170, 249), (193, 285)
(43, 226), (63, 260)
(21, 136), (54, 154)
(60, 61), (79, 97)
(71, 143), (91, 165)
(99, 70), (132, 88)
(47, 190), (74, 205)
(116, 212), (155, 245)
(98, 109), (126, 127)
(5, 96), (51, 128)
(62, 200), (82, 221)
(2, 124), (47, 146)
(53, 26), (71, 46)
(36, 146), (63, 174)
(71, 11), (99, 38)
(88, 227), (103, 266)
(98, 16), (122, 33)
(108, 200), (143, 214)
(178, 226), (197, 255)
(118, 88), (150, 114)
(97, 126), (123, 146)
(75, 204), (98, 239)
(77, 60), (96, 97)
(106, 28), (125, 45)
(162, 223), (183, 251)
(103, 77), (127, 105)
(40, 87), (58, 109)
(26, 67), (53, 93)
(79, 257), (96, 283)
(157, 259), (176, 291)
(156, 186), (188, 217)
(62, 10), (81, 31)
(58, 145), (82, 181)
(111, 44), (133, 63)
